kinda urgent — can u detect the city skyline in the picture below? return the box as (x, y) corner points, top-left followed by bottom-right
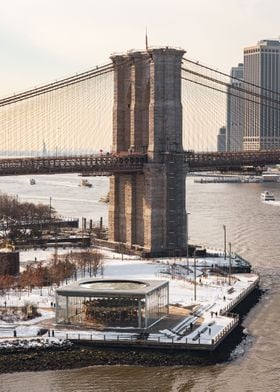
(1, 0), (280, 95)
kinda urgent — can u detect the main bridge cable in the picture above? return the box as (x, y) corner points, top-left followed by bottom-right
(182, 57), (280, 98)
(181, 61), (280, 151)
(0, 63), (114, 107)
(181, 75), (280, 113)
(0, 57), (131, 157)
(181, 73), (280, 149)
(0, 56), (132, 108)
(181, 66), (280, 108)
(181, 67), (280, 151)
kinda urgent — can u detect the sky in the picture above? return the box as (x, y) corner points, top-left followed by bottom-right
(0, 0), (280, 96)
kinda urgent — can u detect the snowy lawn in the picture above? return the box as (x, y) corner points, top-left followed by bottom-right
(0, 247), (259, 347)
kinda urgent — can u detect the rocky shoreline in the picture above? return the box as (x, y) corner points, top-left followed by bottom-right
(0, 288), (263, 374)
(0, 328), (243, 373)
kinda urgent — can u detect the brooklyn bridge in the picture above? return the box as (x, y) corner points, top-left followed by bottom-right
(1, 46), (280, 255)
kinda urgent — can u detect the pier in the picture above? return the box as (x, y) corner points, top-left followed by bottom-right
(15, 250), (258, 353)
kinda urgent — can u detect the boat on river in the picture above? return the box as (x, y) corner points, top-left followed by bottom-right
(261, 190), (275, 201)
(79, 179), (92, 188)
(29, 179), (36, 185)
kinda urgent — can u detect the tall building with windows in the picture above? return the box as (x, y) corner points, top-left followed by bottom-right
(243, 39), (280, 150)
(226, 63), (244, 151)
(217, 126), (226, 152)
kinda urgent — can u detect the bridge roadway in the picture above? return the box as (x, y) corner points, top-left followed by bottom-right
(0, 153), (147, 176)
(185, 149), (280, 171)
(0, 150), (280, 176)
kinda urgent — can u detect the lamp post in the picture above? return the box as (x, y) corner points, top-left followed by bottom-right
(193, 249), (197, 301)
(186, 212), (190, 272)
(49, 196), (52, 220)
(223, 225), (227, 260)
(228, 242), (232, 285)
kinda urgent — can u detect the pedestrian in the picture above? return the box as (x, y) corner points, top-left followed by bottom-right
(209, 328), (211, 335)
(50, 301), (53, 307)
(211, 311), (213, 318)
(190, 322), (193, 331)
(215, 312), (218, 317)
(223, 296), (226, 301)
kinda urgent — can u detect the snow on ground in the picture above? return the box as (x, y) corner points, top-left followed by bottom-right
(0, 287), (55, 309)
(0, 247), (259, 348)
(19, 247), (82, 270)
(0, 337), (70, 350)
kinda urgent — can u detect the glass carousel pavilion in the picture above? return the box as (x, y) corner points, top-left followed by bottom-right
(56, 278), (169, 329)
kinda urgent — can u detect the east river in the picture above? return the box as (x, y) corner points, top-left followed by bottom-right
(0, 174), (279, 392)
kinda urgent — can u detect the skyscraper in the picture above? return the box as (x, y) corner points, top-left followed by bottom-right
(217, 126), (226, 152)
(243, 39), (280, 150)
(226, 63), (244, 151)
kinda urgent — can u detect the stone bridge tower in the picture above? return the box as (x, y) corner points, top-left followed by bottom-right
(108, 47), (187, 256)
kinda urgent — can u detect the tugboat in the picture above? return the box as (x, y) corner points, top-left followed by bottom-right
(79, 179), (92, 188)
(29, 179), (36, 185)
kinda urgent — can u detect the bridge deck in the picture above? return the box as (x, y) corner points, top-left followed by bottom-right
(0, 150), (279, 176)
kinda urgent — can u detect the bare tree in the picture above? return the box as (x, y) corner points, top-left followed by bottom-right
(66, 250), (103, 278)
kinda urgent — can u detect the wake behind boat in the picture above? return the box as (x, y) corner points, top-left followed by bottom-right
(261, 190), (275, 201)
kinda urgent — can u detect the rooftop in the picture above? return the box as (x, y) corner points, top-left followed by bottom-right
(57, 278), (169, 298)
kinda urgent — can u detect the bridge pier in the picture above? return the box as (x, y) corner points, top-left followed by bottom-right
(109, 47), (187, 256)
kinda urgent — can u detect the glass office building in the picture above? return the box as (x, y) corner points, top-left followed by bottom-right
(243, 40), (280, 150)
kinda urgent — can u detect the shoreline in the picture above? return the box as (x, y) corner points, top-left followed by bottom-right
(0, 326), (245, 373)
(0, 287), (263, 374)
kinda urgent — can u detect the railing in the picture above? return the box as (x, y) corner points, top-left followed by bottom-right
(43, 316), (238, 349)
(0, 153), (147, 176)
(218, 278), (260, 315)
(0, 148), (280, 176)
(0, 216), (79, 230)
(185, 149), (280, 171)
(212, 315), (239, 345)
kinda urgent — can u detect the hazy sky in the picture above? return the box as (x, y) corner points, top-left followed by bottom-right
(1, 0), (280, 95)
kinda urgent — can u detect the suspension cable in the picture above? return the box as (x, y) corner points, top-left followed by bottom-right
(182, 57), (280, 98)
(181, 67), (280, 107)
(0, 64), (114, 107)
(181, 76), (280, 113)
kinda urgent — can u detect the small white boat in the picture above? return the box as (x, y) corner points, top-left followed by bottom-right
(79, 179), (92, 188)
(29, 179), (36, 185)
(261, 191), (275, 201)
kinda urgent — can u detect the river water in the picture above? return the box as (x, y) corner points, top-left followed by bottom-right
(0, 174), (279, 392)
